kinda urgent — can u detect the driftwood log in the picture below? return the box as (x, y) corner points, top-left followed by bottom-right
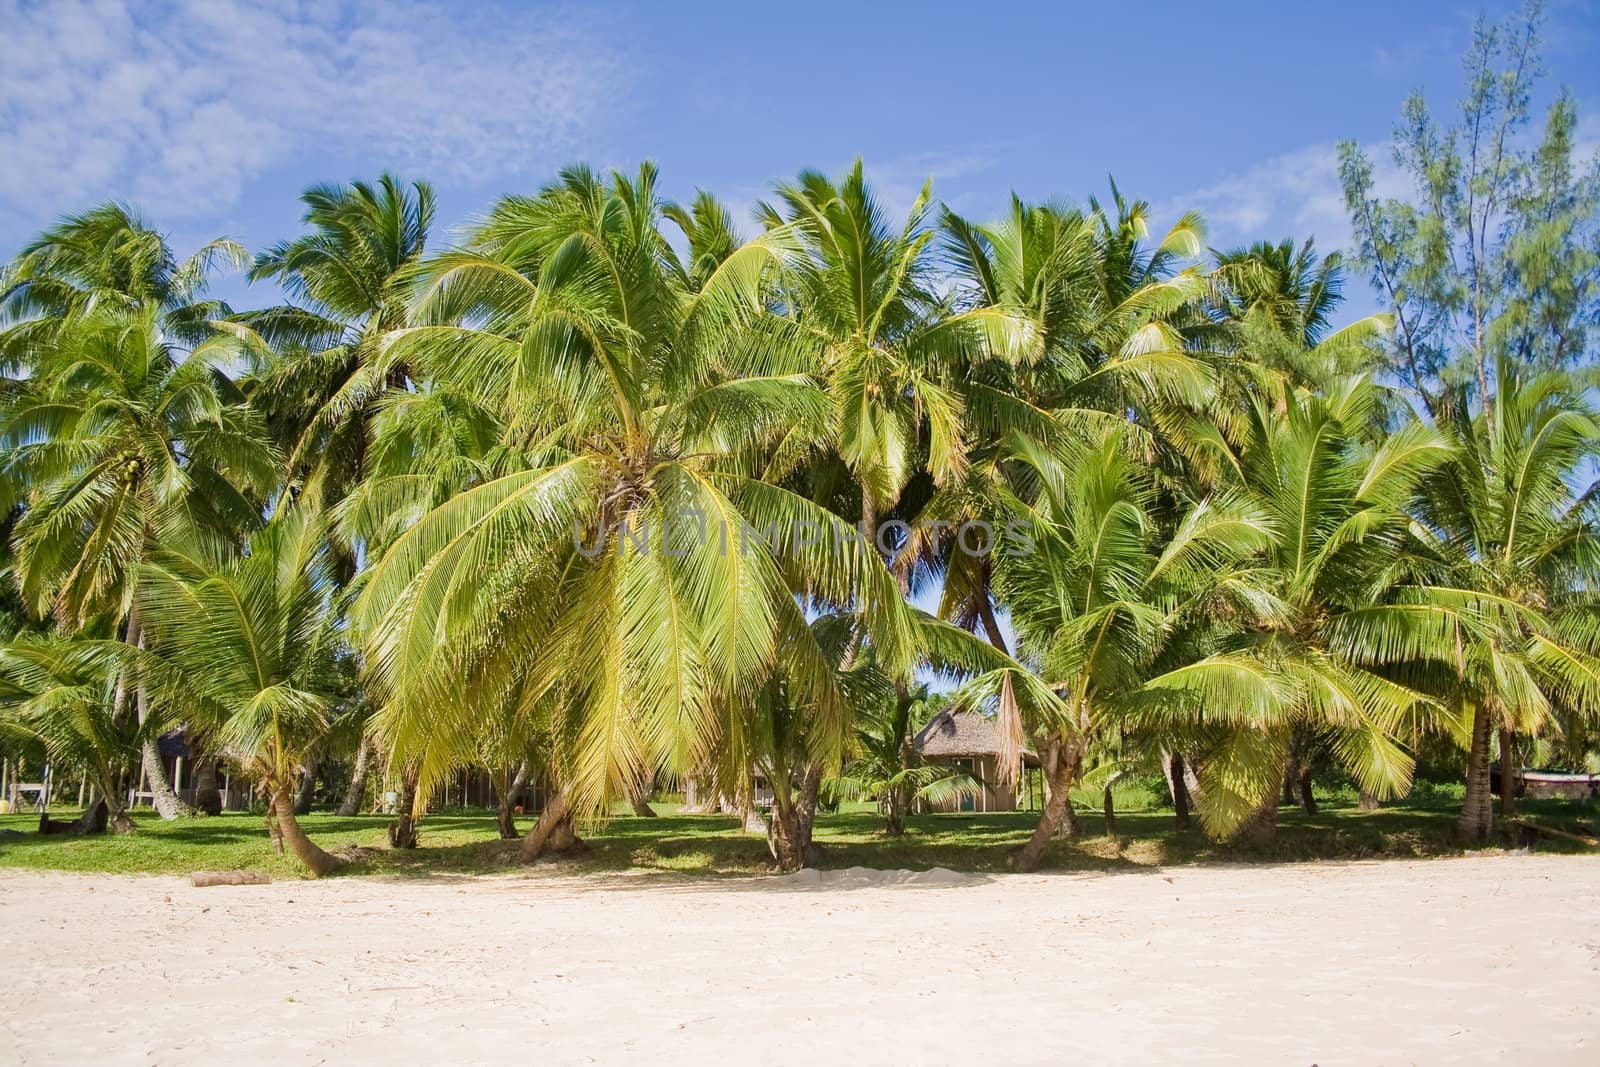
(190, 870), (273, 887)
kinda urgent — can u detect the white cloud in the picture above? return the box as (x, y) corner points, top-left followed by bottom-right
(1159, 143), (1409, 256)
(0, 0), (625, 227)
(863, 150), (995, 221)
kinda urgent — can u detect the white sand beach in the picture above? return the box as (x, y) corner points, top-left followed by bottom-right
(1, 854), (1595, 1065)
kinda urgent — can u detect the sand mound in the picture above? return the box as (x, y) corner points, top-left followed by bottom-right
(779, 865), (976, 889)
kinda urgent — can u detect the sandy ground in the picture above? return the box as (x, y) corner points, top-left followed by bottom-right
(0, 855), (1596, 1065)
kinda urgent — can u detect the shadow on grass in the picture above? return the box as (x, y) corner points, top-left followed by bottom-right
(3, 796), (1595, 881)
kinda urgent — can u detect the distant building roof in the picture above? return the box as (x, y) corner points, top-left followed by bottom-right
(914, 709), (1024, 760)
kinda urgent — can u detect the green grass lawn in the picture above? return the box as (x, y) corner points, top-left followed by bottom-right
(3, 789), (1596, 879)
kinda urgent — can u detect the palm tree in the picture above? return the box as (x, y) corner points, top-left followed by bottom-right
(833, 684), (980, 835)
(1192, 375), (1457, 838)
(353, 164), (918, 865)
(0, 629), (150, 833)
(928, 187), (1215, 823)
(755, 161), (1042, 546)
(238, 175), (434, 511)
(0, 203), (246, 356)
(993, 431), (1275, 869)
(1211, 238), (1344, 347)
(1, 309), (277, 817)
(1411, 365), (1600, 840)
(140, 508), (346, 876)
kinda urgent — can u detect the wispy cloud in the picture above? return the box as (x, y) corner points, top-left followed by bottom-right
(0, 0), (625, 229)
(1159, 144), (1407, 256)
(863, 151), (996, 220)
(1168, 108), (1600, 258)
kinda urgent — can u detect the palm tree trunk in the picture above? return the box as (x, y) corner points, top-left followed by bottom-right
(883, 791), (905, 836)
(265, 795), (284, 853)
(1167, 750), (1192, 830)
(388, 764), (420, 849)
(765, 764), (823, 870)
(860, 486), (876, 554)
(135, 741), (191, 819)
(1498, 726), (1517, 819)
(1236, 787), (1283, 842)
(1458, 702), (1494, 842)
(1297, 763), (1317, 816)
(509, 761), (530, 808)
(888, 729), (914, 835)
(336, 737), (372, 817)
(1102, 781), (1117, 838)
(1014, 754), (1079, 871)
(91, 766), (134, 833)
(766, 790), (810, 871)
(125, 606), (192, 820)
(292, 755), (319, 815)
(491, 763), (528, 839)
(1358, 788), (1381, 812)
(519, 789), (583, 862)
(192, 757), (222, 816)
(796, 762), (823, 858)
(1039, 739), (1082, 838)
(1235, 758), (1289, 842)
(271, 784), (341, 877)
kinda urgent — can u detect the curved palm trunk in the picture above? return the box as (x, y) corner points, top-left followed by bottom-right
(1237, 787), (1282, 842)
(1038, 738), (1081, 839)
(767, 804), (808, 870)
(88, 766), (134, 833)
(125, 607), (192, 820)
(1458, 702), (1494, 842)
(519, 789), (583, 862)
(490, 762), (529, 839)
(1014, 753), (1080, 871)
(272, 784), (342, 877)
(136, 739), (191, 819)
(336, 737), (372, 817)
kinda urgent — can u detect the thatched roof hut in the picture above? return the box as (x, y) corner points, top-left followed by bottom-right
(914, 709), (1014, 759)
(912, 710), (1036, 812)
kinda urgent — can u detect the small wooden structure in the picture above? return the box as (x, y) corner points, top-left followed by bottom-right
(912, 710), (1036, 812)
(6, 762), (53, 813)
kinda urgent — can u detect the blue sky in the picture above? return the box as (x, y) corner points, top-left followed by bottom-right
(4, 0), (1598, 319)
(2, 0), (1596, 662)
